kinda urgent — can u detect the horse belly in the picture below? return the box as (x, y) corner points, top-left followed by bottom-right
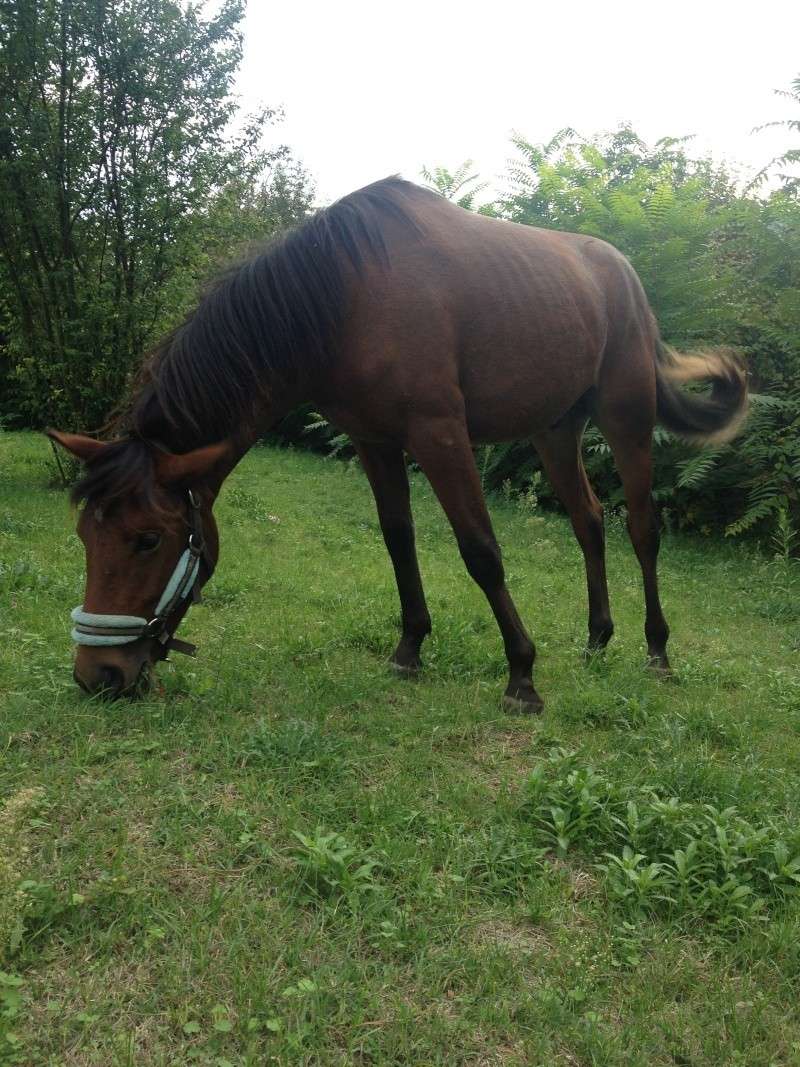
(461, 359), (594, 442)
(450, 224), (608, 443)
(458, 293), (603, 442)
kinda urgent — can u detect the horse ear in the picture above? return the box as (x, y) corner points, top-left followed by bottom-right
(46, 429), (107, 463)
(154, 441), (233, 488)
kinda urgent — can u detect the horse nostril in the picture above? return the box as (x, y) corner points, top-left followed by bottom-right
(96, 664), (125, 698)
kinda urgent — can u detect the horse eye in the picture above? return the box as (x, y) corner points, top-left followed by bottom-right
(136, 531), (162, 553)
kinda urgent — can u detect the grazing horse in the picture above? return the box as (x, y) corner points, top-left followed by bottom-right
(49, 177), (747, 707)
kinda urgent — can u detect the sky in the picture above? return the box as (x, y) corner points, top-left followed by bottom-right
(236, 0), (800, 204)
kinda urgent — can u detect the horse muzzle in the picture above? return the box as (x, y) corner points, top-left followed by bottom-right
(73, 644), (153, 699)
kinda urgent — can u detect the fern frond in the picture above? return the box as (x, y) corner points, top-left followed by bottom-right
(726, 483), (786, 536)
(676, 448), (723, 488)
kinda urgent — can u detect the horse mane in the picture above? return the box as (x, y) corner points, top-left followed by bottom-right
(73, 176), (427, 508)
(133, 175), (425, 443)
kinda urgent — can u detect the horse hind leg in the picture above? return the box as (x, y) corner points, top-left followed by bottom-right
(533, 414), (614, 657)
(594, 404), (670, 673)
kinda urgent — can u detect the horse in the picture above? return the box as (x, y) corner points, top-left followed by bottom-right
(48, 177), (747, 707)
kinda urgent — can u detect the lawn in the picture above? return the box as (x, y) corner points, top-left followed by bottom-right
(1, 429), (800, 1066)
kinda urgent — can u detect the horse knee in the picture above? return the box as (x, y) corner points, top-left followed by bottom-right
(458, 535), (504, 589)
(382, 518), (416, 559)
(626, 498), (661, 556)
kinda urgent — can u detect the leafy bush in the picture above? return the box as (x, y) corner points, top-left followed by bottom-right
(521, 749), (800, 930)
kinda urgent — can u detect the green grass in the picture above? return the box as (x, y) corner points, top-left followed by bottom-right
(2, 429), (800, 1066)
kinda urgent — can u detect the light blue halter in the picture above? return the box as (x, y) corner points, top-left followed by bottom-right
(70, 490), (206, 658)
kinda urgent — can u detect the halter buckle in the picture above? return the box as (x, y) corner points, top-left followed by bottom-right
(145, 617), (166, 639)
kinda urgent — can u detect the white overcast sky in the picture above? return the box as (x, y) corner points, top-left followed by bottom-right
(236, 0), (799, 204)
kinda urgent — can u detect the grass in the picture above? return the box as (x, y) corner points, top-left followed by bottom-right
(1, 428), (800, 1065)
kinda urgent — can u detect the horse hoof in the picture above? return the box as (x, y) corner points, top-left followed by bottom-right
(646, 656), (673, 678)
(389, 659), (420, 676)
(502, 686), (544, 715)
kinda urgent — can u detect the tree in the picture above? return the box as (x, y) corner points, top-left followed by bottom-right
(0, 0), (309, 429)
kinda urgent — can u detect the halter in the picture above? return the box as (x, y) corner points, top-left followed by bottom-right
(70, 489), (210, 658)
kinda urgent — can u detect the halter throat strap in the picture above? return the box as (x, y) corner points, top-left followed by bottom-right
(70, 489), (210, 657)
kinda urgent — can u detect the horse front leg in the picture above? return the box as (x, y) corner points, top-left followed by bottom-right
(354, 440), (432, 672)
(406, 416), (543, 713)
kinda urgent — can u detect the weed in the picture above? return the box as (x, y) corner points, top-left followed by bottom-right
(772, 506), (799, 560)
(290, 828), (384, 908)
(499, 469), (543, 513)
(238, 718), (344, 780)
(460, 826), (548, 899)
(521, 749), (800, 929)
(0, 972), (25, 1063)
(222, 486), (282, 529)
(0, 788), (45, 963)
(0, 557), (54, 594)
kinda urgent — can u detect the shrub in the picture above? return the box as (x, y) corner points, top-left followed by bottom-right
(520, 749), (800, 930)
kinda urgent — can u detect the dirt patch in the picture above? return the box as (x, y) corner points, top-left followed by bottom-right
(469, 723), (541, 795)
(568, 867), (598, 900)
(548, 857), (600, 901)
(470, 916), (550, 955)
(27, 956), (166, 1066)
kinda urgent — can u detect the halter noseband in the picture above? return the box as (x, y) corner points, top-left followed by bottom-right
(70, 489), (210, 658)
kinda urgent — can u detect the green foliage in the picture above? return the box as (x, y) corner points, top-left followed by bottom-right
(420, 159), (488, 210)
(239, 718), (344, 781)
(0, 971), (26, 1063)
(290, 829), (384, 907)
(751, 73), (800, 192)
(523, 749), (800, 929)
(0, 0), (313, 429)
(498, 126), (738, 344)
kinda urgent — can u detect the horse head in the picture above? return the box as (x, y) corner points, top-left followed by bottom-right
(47, 431), (231, 697)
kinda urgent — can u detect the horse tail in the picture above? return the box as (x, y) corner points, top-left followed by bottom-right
(654, 338), (748, 445)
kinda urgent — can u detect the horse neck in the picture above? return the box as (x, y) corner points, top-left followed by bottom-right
(210, 380), (310, 486)
(134, 359), (314, 494)
(253, 377), (308, 436)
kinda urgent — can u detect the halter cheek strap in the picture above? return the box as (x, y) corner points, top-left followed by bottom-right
(70, 490), (208, 658)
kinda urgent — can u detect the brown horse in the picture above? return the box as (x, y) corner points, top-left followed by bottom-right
(49, 177), (747, 706)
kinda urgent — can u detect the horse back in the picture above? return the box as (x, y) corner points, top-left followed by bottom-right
(319, 190), (652, 444)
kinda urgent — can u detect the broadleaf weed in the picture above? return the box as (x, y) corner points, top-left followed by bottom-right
(520, 748), (800, 930)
